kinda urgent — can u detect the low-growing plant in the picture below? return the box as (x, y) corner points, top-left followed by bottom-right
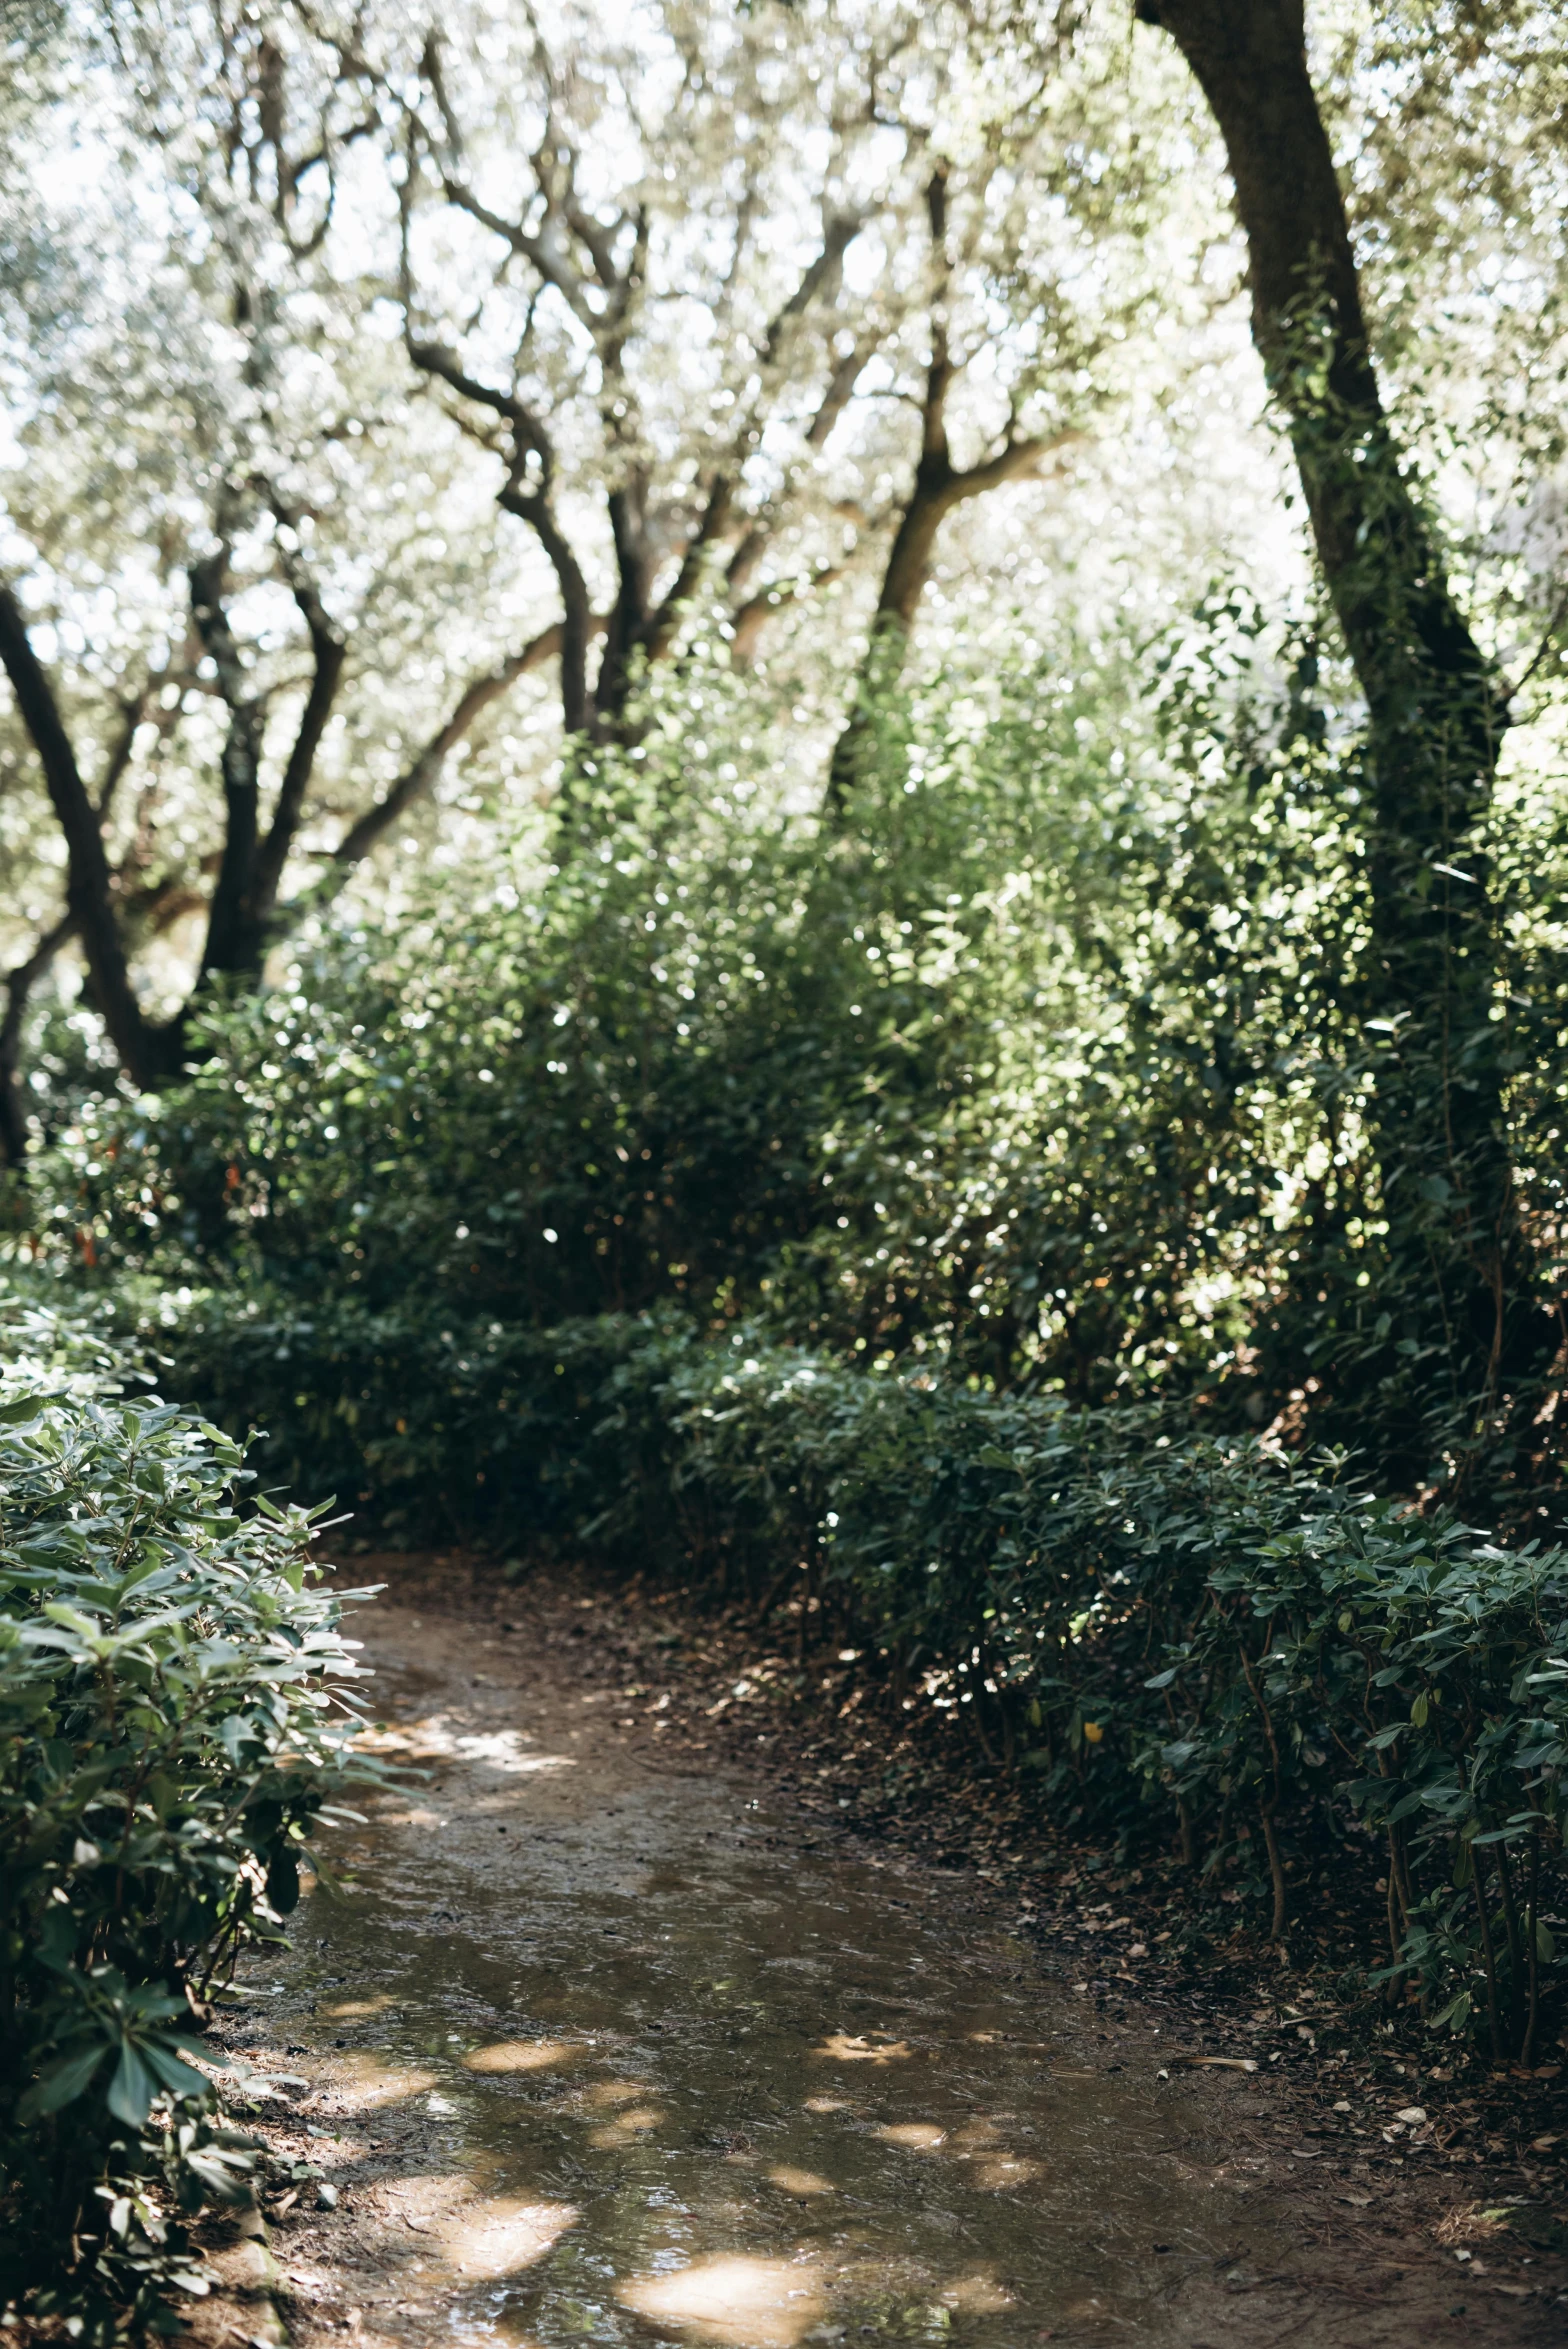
(0, 1382), (379, 2334)
(151, 1287), (1565, 2049)
(651, 1337), (1568, 2055)
(170, 1297), (1557, 2051)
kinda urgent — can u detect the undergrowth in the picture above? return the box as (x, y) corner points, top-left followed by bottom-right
(0, 1306), (381, 2337)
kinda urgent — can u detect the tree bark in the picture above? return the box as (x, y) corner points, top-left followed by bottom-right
(0, 912), (75, 1166)
(1136, 0), (1533, 1391)
(0, 585), (179, 1086)
(326, 618), (601, 876)
(824, 423), (1071, 813)
(247, 541), (349, 949)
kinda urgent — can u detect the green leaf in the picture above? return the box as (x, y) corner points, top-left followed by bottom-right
(16, 2041), (108, 2120)
(107, 2044), (159, 2128)
(141, 2041), (211, 2104)
(0, 1391), (65, 1425)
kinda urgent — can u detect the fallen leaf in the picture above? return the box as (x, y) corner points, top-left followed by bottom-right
(1168, 2055), (1258, 2073)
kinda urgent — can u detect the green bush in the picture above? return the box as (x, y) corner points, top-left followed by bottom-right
(646, 1336), (1568, 2056)
(161, 1295), (1560, 2052)
(27, 642), (1317, 1414)
(0, 1381), (379, 2332)
(0, 1270), (147, 1405)
(30, 629), (1568, 1508)
(142, 1284), (1565, 2051)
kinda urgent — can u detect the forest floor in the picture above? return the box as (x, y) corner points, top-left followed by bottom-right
(189, 1553), (1568, 2349)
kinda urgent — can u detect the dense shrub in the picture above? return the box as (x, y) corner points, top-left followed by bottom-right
(0, 1270), (146, 1405)
(26, 633), (1568, 1509)
(153, 1296), (1565, 2053)
(0, 1381), (378, 2332)
(16, 644), (1366, 1405)
(605, 1329), (1568, 2052)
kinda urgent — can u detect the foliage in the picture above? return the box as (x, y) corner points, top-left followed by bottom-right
(0, 0), (1166, 1102)
(32, 649), (1145, 1340)
(0, 1374), (379, 2332)
(22, 615), (1568, 1517)
(5, 0), (1568, 2310)
(140, 1288), (1567, 2055)
(420, 1309), (1568, 2058)
(69, 1127), (1564, 2064)
(0, 1265), (146, 1404)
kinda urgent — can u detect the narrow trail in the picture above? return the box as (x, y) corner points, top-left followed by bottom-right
(194, 1562), (1563, 2349)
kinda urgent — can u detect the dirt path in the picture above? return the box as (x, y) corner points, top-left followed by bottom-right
(193, 1560), (1566, 2349)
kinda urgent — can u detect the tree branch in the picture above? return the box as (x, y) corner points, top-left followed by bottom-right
(189, 538), (267, 985)
(0, 582), (168, 1084)
(729, 565), (845, 666)
(640, 474), (736, 669)
(877, 429), (1080, 630)
(326, 616), (605, 875)
(251, 496), (349, 926)
(498, 486), (599, 737)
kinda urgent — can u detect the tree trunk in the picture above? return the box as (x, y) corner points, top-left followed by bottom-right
(0, 587), (181, 1087)
(1138, 0), (1535, 1394)
(0, 913), (75, 1167)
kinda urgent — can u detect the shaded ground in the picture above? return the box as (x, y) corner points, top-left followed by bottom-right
(193, 1556), (1567, 2349)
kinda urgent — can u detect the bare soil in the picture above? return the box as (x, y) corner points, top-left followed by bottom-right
(187, 1553), (1568, 2349)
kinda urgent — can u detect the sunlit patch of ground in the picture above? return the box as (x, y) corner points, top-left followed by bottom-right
(462, 2038), (580, 2075)
(765, 2165), (835, 2196)
(810, 2032), (911, 2064)
(617, 2254), (825, 2348)
(568, 2076), (668, 2145)
(971, 2153), (1043, 2188)
(435, 2195), (578, 2280)
(357, 1715), (577, 1778)
(329, 2053), (440, 2110)
(376, 2174), (579, 2282)
(937, 2270), (1013, 2313)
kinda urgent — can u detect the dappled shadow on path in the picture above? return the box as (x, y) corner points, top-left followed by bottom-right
(218, 1588), (1555, 2349)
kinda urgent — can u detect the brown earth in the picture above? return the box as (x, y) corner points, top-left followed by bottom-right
(187, 1553), (1568, 2349)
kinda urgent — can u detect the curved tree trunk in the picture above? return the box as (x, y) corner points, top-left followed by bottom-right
(1137, 0), (1536, 1396)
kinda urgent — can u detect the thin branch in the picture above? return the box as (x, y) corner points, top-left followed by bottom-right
(641, 475), (735, 668)
(326, 615), (605, 875)
(729, 565), (845, 666)
(1504, 577), (1568, 705)
(251, 486), (349, 918)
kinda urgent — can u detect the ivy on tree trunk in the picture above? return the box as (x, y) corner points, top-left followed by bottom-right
(1137, 0), (1537, 1401)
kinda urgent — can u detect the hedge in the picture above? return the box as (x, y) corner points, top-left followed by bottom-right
(142, 1291), (1568, 2061)
(0, 1362), (379, 2334)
